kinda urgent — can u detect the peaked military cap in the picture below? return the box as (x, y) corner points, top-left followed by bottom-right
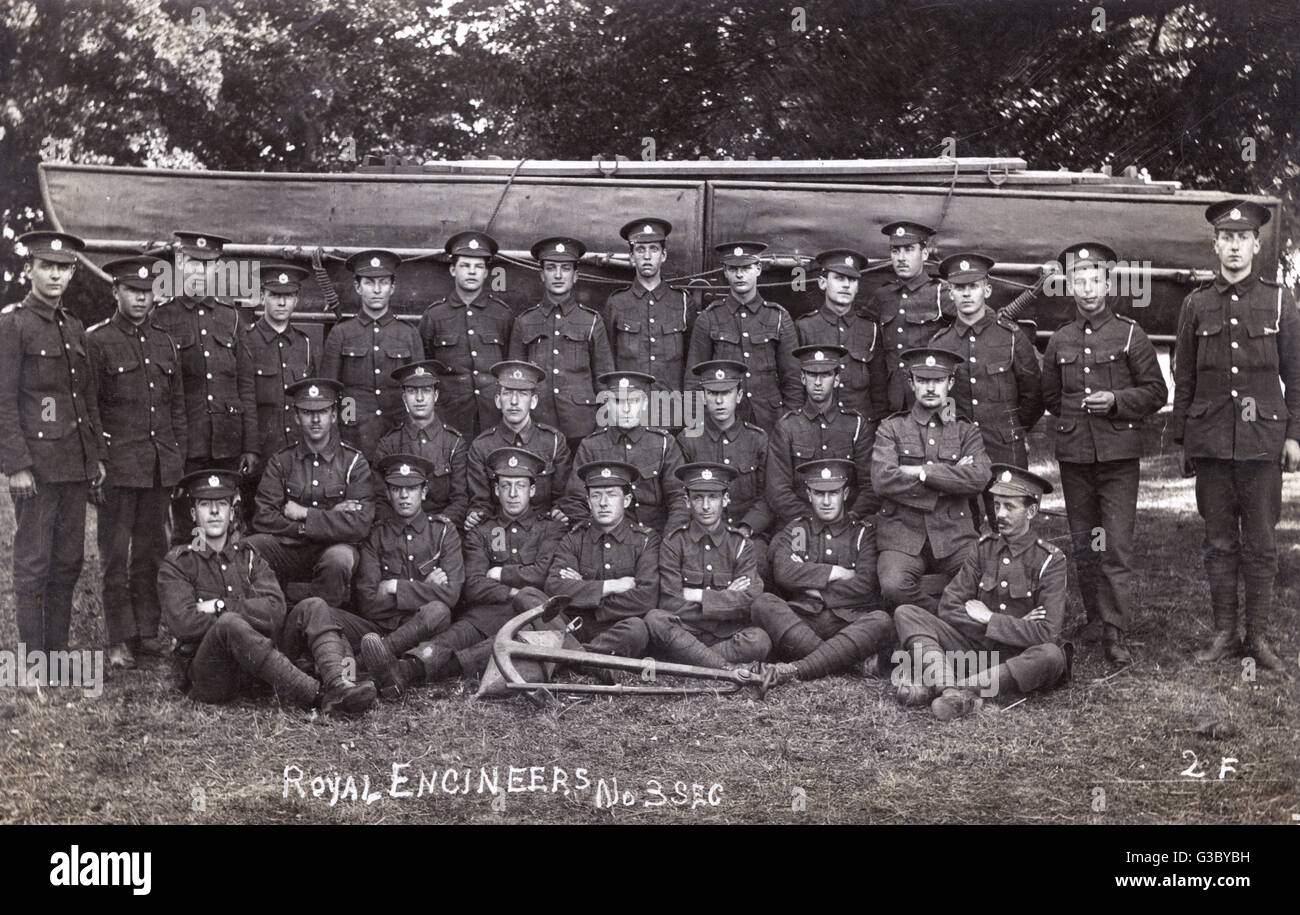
(815, 248), (869, 279)
(488, 446), (545, 479)
(103, 256), (160, 291)
(1057, 242), (1118, 272)
(445, 231), (499, 259)
(173, 230), (231, 261)
(598, 370), (656, 393)
(675, 461), (735, 492)
(986, 463), (1053, 499)
(531, 236), (586, 263)
(179, 468), (241, 500)
(576, 460), (640, 488)
(259, 262), (311, 293)
(491, 360), (546, 390)
(620, 218), (673, 244)
(793, 344), (847, 372)
(345, 249), (402, 277)
(715, 240), (767, 267)
(798, 458), (855, 491)
(881, 221), (934, 246)
(377, 453), (434, 486)
(16, 231), (85, 264)
(939, 253), (995, 284)
(1205, 199), (1270, 231)
(391, 359), (449, 387)
(287, 377), (343, 409)
(902, 346), (964, 379)
(692, 359), (748, 391)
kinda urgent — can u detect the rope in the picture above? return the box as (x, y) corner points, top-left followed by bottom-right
(484, 159), (529, 236)
(933, 158), (961, 234)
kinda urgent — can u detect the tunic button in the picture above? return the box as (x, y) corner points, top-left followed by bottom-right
(312, 480), (319, 485)
(468, 329), (474, 335)
(1085, 328), (1092, 335)
(603, 543), (610, 549)
(1084, 387), (1092, 394)
(705, 564), (712, 571)
(604, 563), (611, 569)
(201, 329), (207, 335)
(203, 351), (210, 357)
(1231, 342), (1239, 349)
(1231, 294), (1239, 301)
(1084, 348), (1091, 354)
(1231, 390), (1238, 397)
(971, 399), (979, 405)
(704, 544), (711, 551)
(1002, 557), (1010, 564)
(1000, 580), (1008, 588)
(999, 603), (1007, 611)
(471, 351), (477, 357)
(207, 395), (214, 400)
(206, 373), (213, 379)
(1230, 318), (1239, 326)
(970, 357), (976, 363)
(1231, 367), (1239, 374)
(1083, 367), (1090, 374)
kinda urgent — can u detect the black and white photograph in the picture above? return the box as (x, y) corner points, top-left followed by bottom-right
(0, 0), (1296, 878)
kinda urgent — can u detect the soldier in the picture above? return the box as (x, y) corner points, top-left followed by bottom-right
(236, 262), (316, 523)
(417, 231), (513, 439)
(286, 454), (462, 698)
(862, 221), (952, 413)
(677, 360), (772, 561)
(930, 253), (1043, 530)
(561, 370), (689, 532)
(0, 231), (106, 658)
(766, 345), (877, 526)
(363, 447), (562, 694)
(796, 248), (888, 420)
(685, 241), (802, 429)
(152, 231), (255, 541)
(603, 218), (698, 395)
(246, 378), (374, 606)
(320, 248), (425, 459)
(465, 360), (571, 530)
(749, 459), (893, 695)
(872, 347), (992, 612)
(158, 469), (375, 714)
(87, 256), (187, 669)
(643, 462), (771, 670)
(373, 360), (468, 525)
(507, 236), (614, 451)
(1042, 242), (1167, 666)
(1173, 200), (1300, 671)
(893, 465), (1068, 721)
(544, 460), (659, 659)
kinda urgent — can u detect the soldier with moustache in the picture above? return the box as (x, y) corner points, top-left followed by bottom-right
(373, 360), (468, 525)
(872, 347), (992, 613)
(1173, 200), (1300, 672)
(863, 222), (953, 413)
(465, 360), (571, 531)
(417, 231), (513, 439)
(236, 263), (316, 524)
(321, 249), (425, 460)
(796, 249), (888, 420)
(685, 241), (803, 430)
(766, 345), (877, 527)
(643, 462), (772, 671)
(87, 255), (187, 668)
(603, 217), (698, 396)
(0, 231), (107, 660)
(508, 236), (614, 452)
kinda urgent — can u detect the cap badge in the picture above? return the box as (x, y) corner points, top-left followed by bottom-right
(1077, 248), (1089, 260)
(925, 355), (937, 367)
(207, 475), (220, 488)
(844, 255), (853, 265)
(701, 468), (713, 480)
(714, 368), (726, 380)
(468, 238), (479, 249)
(959, 260), (970, 271)
(413, 366), (426, 376)
(511, 369), (522, 379)
(600, 467), (611, 478)
(555, 243), (565, 253)
(618, 377), (630, 388)
(1001, 470), (1013, 483)
(137, 266), (150, 279)
(50, 238), (62, 250)
(1230, 208), (1242, 221)
(895, 226), (905, 236)
(814, 350), (825, 361)
(195, 237), (206, 248)
(399, 464), (411, 476)
(820, 467), (832, 479)
(307, 385), (320, 398)
(733, 246), (744, 257)
(643, 225), (653, 235)
(508, 455), (519, 467)
(369, 256), (381, 267)
(278, 272), (289, 284)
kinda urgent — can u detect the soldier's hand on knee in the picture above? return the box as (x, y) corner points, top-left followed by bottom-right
(8, 468), (37, 500)
(1283, 438), (1300, 472)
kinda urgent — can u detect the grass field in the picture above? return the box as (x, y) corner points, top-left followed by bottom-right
(1, 416), (1296, 825)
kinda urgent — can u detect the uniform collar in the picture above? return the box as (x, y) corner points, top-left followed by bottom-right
(541, 294), (578, 314)
(686, 518), (727, 544)
(109, 311), (148, 336)
(1072, 307), (1114, 332)
(954, 309), (995, 335)
(298, 432), (340, 462)
(808, 512), (851, 537)
(725, 292), (763, 312)
(631, 279), (666, 301)
(358, 308), (395, 327)
(594, 517), (634, 542)
(20, 292), (63, 322)
(450, 287), (487, 308)
(177, 294), (221, 311)
(704, 415), (742, 442)
(1213, 270), (1259, 295)
(996, 526), (1040, 557)
(397, 510), (431, 535)
(496, 507), (539, 529)
(403, 414), (447, 438)
(801, 398), (836, 421)
(908, 402), (946, 425)
(614, 424), (645, 444)
(500, 417), (538, 445)
(887, 272), (933, 292)
(255, 316), (298, 341)
(194, 530), (243, 561)
(815, 303), (859, 324)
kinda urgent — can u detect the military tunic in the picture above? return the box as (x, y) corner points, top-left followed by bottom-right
(545, 518), (659, 654)
(795, 305), (889, 420)
(685, 293), (803, 429)
(561, 426), (690, 532)
(507, 295), (613, 442)
(676, 417), (772, 535)
(930, 310), (1043, 467)
(417, 289), (513, 438)
(87, 311), (188, 645)
(374, 416), (468, 525)
(467, 419), (571, 519)
(237, 317), (315, 463)
(354, 510), (464, 631)
(766, 401), (877, 526)
(0, 293), (105, 652)
(894, 528), (1068, 695)
(863, 274), (951, 412)
(320, 309), (425, 459)
(603, 281), (697, 393)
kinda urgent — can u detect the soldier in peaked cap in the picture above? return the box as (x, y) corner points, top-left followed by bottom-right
(644, 462), (771, 672)
(245, 377), (375, 607)
(767, 344), (877, 527)
(603, 217), (699, 396)
(237, 262), (317, 525)
(685, 240), (802, 430)
(930, 252), (1043, 530)
(373, 359), (468, 525)
(0, 231), (106, 660)
(872, 347), (991, 613)
(158, 468), (376, 715)
(321, 248), (425, 460)
(750, 459), (892, 695)
(864, 220), (954, 413)
(1042, 241), (1165, 666)
(1173, 199), (1299, 672)
(465, 359), (571, 530)
(561, 369), (689, 532)
(417, 230), (513, 439)
(87, 254), (187, 667)
(508, 236), (614, 450)
(893, 464), (1068, 722)
(797, 248), (888, 421)
(545, 460), (660, 659)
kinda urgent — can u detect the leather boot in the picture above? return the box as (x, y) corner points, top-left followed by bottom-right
(755, 661), (799, 697)
(384, 604), (449, 656)
(1195, 630), (1241, 663)
(1242, 579), (1286, 672)
(360, 632), (410, 699)
(647, 616), (729, 669)
(1195, 582), (1241, 662)
(1243, 631), (1288, 673)
(312, 630), (376, 715)
(931, 686), (983, 722)
(255, 648), (321, 709)
(1102, 624), (1131, 666)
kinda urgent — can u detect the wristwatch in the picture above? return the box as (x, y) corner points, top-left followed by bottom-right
(214, 599), (226, 616)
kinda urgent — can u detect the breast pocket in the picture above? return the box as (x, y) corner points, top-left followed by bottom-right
(381, 343), (413, 373)
(745, 327), (779, 371)
(983, 356), (1017, 401)
(1193, 315), (1227, 371)
(657, 312), (688, 362)
(475, 330), (506, 360)
(430, 329), (461, 359)
(1054, 350), (1081, 392)
(615, 319), (643, 363)
(708, 325), (742, 358)
(424, 454), (453, 506)
(207, 327), (237, 375)
(339, 347), (370, 386)
(1244, 310), (1282, 370)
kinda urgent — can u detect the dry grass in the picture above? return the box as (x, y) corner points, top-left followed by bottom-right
(1, 415), (1296, 824)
